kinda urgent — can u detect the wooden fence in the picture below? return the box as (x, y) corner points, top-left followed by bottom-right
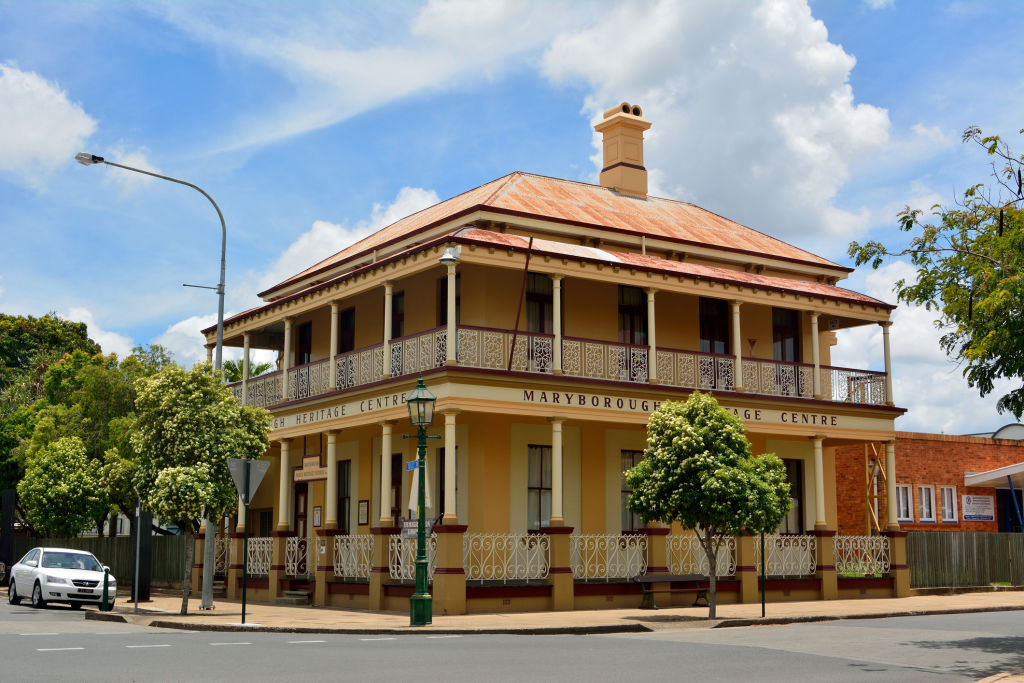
(907, 531), (1024, 588)
(11, 536), (188, 584)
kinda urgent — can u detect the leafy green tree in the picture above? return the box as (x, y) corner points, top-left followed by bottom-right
(625, 392), (790, 618)
(222, 354), (274, 383)
(849, 126), (1024, 417)
(132, 363), (270, 614)
(17, 437), (107, 537)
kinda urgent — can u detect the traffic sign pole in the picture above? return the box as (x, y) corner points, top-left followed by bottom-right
(242, 458), (250, 625)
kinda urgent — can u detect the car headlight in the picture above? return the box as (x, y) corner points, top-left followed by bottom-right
(46, 575), (70, 584)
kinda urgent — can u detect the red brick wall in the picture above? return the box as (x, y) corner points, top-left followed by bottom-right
(834, 432), (1024, 535)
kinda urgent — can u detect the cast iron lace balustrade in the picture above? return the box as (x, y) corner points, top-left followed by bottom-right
(561, 337), (648, 383)
(463, 533), (550, 582)
(287, 358), (331, 401)
(741, 359), (814, 398)
(243, 371), (282, 409)
(247, 537), (273, 577)
(389, 533), (437, 581)
(214, 535), (230, 575)
(285, 535), (315, 577)
(336, 343), (384, 391)
(754, 534), (817, 577)
(833, 535), (890, 576)
(389, 328), (447, 378)
(333, 535), (374, 579)
(455, 326), (554, 373)
(570, 534), (647, 581)
(655, 348), (735, 392)
(229, 383), (243, 401)
(666, 534), (737, 577)
(821, 366), (887, 405)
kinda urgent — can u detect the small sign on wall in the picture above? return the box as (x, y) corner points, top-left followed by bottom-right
(962, 495), (995, 521)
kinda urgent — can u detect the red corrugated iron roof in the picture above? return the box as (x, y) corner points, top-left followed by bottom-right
(260, 172), (845, 298)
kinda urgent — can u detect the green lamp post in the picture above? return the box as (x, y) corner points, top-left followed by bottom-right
(405, 375), (437, 626)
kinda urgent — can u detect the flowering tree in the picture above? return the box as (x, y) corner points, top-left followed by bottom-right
(625, 392), (790, 618)
(132, 363), (270, 614)
(17, 436), (107, 537)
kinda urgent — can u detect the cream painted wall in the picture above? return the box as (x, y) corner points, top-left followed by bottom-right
(603, 429), (648, 535)
(564, 279), (617, 342)
(468, 414), (511, 533)
(742, 304), (774, 360)
(426, 423), (470, 525)
(654, 290), (698, 352)
(767, 438), (819, 532)
(508, 422), (581, 534)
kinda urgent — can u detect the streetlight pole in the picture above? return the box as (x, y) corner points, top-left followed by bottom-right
(402, 376), (439, 626)
(75, 152), (226, 611)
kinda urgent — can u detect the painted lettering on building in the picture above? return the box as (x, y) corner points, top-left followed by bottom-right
(271, 391), (409, 431)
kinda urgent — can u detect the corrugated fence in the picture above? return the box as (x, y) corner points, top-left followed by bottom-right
(11, 536), (188, 584)
(908, 531), (1024, 588)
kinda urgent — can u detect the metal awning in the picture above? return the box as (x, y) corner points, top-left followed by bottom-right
(964, 461), (1024, 489)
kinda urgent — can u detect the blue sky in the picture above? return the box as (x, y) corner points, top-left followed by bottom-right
(1, 0), (1022, 434)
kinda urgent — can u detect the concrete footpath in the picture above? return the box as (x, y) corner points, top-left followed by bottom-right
(85, 589), (1024, 636)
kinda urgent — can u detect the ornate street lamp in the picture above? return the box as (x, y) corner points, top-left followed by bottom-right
(404, 375), (437, 626)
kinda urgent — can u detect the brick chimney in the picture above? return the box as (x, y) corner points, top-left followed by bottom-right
(594, 102), (651, 198)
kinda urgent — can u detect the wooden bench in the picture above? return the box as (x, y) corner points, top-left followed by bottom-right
(635, 574), (708, 609)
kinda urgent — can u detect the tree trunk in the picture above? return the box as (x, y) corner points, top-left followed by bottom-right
(704, 540), (718, 620)
(181, 527), (194, 615)
(95, 512), (107, 538)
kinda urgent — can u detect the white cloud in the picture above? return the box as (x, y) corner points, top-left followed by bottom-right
(153, 314), (217, 367)
(0, 63), (97, 185)
(830, 261), (1011, 434)
(256, 186), (440, 294)
(863, 0), (894, 9)
(101, 144), (161, 194)
(540, 0), (891, 247)
(65, 306), (134, 358)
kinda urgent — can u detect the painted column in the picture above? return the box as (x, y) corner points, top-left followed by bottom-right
(205, 345), (213, 364)
(282, 317), (293, 400)
(277, 440), (291, 531)
(228, 499), (244, 600)
(812, 435), (826, 530)
(646, 288), (658, 384)
(329, 302), (339, 389)
(731, 300), (744, 391)
(236, 496), (245, 534)
(446, 264), (457, 365)
(552, 275), (563, 375)
(810, 312), (822, 398)
(881, 321), (894, 405)
(325, 430), (339, 529)
(549, 418), (564, 524)
(383, 283), (393, 378)
(379, 421), (394, 523)
(442, 410), (459, 523)
(242, 332), (251, 405)
(885, 440), (898, 530)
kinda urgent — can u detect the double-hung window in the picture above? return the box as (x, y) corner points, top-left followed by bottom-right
(527, 445), (552, 531)
(895, 484), (913, 522)
(940, 486), (958, 523)
(918, 485), (936, 522)
(620, 450), (643, 532)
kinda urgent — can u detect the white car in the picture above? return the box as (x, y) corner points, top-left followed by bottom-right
(7, 547), (116, 609)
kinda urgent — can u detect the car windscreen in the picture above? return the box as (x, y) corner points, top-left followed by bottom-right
(40, 551), (102, 571)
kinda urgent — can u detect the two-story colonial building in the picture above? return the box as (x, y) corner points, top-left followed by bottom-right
(200, 103), (908, 614)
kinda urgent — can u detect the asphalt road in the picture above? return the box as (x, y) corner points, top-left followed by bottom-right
(1, 600), (1021, 682)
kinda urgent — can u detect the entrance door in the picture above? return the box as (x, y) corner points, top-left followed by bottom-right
(294, 482), (308, 537)
(296, 322), (312, 366)
(778, 459), (803, 534)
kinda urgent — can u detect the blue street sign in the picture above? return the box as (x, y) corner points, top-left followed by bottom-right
(406, 460), (418, 471)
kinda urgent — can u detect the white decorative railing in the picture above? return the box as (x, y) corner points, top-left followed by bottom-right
(822, 366), (887, 406)
(390, 328), (446, 377)
(336, 344), (385, 391)
(456, 326), (553, 374)
(742, 359), (814, 399)
(285, 535), (315, 577)
(755, 534), (817, 577)
(214, 535), (230, 575)
(229, 382), (244, 401)
(389, 533), (437, 581)
(562, 337), (648, 383)
(288, 358), (331, 401)
(247, 371), (282, 408)
(463, 533), (550, 582)
(656, 349), (735, 391)
(247, 537), (273, 577)
(334, 535), (373, 579)
(666, 534), (737, 577)
(570, 534), (647, 581)
(834, 535), (890, 576)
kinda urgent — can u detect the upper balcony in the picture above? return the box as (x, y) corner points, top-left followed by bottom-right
(227, 322), (887, 410)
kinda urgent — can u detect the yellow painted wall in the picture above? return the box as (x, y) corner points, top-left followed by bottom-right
(564, 279), (617, 342)
(603, 429), (648, 534)
(742, 304), (774, 360)
(508, 422), (581, 533)
(767, 438), (816, 531)
(655, 291), (698, 351)
(468, 414), (511, 533)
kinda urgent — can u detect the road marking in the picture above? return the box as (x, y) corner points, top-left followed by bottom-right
(210, 642), (252, 646)
(287, 640), (326, 644)
(359, 637), (396, 641)
(426, 635), (462, 639)
(21, 632), (59, 636)
(37, 647), (84, 651)
(126, 644), (171, 648)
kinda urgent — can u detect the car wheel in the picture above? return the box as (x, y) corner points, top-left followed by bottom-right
(31, 581), (46, 609)
(8, 580), (20, 605)
(69, 601), (82, 610)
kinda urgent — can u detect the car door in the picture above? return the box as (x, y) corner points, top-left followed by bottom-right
(14, 549), (39, 594)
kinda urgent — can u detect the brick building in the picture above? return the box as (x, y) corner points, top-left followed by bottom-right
(835, 429), (1024, 536)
